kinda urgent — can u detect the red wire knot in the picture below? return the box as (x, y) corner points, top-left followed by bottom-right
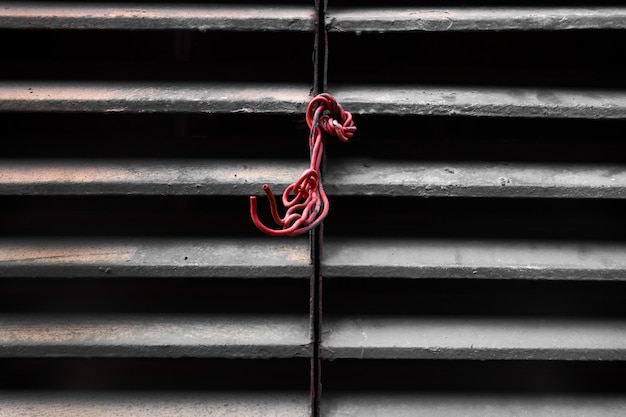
(249, 93), (356, 236)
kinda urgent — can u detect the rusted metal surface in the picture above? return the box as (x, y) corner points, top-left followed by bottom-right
(322, 238), (626, 280)
(0, 314), (312, 358)
(330, 86), (626, 119)
(327, 8), (626, 32)
(0, 159), (304, 196)
(322, 316), (626, 360)
(322, 394), (626, 417)
(324, 160), (626, 199)
(0, 82), (310, 114)
(0, 391), (310, 417)
(0, 237), (310, 278)
(0, 2), (315, 31)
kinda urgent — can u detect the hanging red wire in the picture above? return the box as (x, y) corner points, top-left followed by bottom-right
(249, 93), (356, 236)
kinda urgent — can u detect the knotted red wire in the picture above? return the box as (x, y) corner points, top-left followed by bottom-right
(249, 93), (356, 236)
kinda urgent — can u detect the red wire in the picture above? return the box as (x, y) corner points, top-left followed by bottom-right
(249, 93), (356, 236)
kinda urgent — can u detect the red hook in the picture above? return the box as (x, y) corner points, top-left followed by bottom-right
(249, 93), (356, 236)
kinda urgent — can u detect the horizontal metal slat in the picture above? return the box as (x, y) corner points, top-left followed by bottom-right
(0, 2), (315, 31)
(0, 238), (310, 278)
(322, 239), (626, 280)
(323, 394), (626, 417)
(325, 160), (626, 199)
(0, 159), (305, 196)
(322, 316), (626, 360)
(331, 86), (626, 118)
(0, 82), (310, 113)
(328, 8), (626, 32)
(0, 391), (310, 417)
(4, 160), (621, 198)
(0, 314), (312, 358)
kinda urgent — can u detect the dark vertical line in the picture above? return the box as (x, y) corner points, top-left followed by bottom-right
(311, 1), (327, 417)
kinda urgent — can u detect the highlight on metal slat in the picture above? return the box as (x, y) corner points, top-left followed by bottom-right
(322, 316), (626, 361)
(322, 239), (626, 280)
(322, 394), (626, 417)
(327, 7), (626, 32)
(324, 161), (626, 199)
(0, 82), (310, 114)
(0, 238), (310, 278)
(0, 314), (312, 358)
(0, 2), (315, 31)
(0, 391), (311, 417)
(330, 86), (626, 119)
(0, 159), (306, 196)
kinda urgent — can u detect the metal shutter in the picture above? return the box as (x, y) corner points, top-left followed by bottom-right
(318, 1), (626, 417)
(1, 2), (626, 417)
(0, 2), (316, 415)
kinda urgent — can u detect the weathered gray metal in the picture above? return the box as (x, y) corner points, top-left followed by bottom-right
(0, 2), (315, 31)
(328, 8), (626, 32)
(0, 391), (311, 417)
(3, 159), (623, 198)
(0, 159), (305, 196)
(322, 238), (626, 280)
(322, 394), (626, 417)
(330, 86), (626, 119)
(325, 160), (626, 199)
(0, 82), (310, 113)
(0, 238), (310, 278)
(322, 316), (626, 360)
(0, 314), (312, 358)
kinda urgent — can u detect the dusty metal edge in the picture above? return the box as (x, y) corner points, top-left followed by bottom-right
(330, 87), (626, 119)
(320, 346), (626, 361)
(0, 82), (310, 114)
(0, 237), (312, 278)
(327, 7), (626, 32)
(0, 3), (315, 31)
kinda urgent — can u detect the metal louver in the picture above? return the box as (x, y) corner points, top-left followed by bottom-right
(320, 1), (626, 416)
(0, 2), (316, 415)
(1, 1), (626, 416)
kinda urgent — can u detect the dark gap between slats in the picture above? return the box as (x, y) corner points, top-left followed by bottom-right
(324, 197), (626, 240)
(327, 31), (626, 88)
(325, 115), (626, 163)
(0, 30), (313, 83)
(0, 278), (309, 314)
(324, 278), (626, 318)
(0, 196), (275, 237)
(0, 113), (308, 159)
(0, 358), (310, 390)
(322, 360), (626, 393)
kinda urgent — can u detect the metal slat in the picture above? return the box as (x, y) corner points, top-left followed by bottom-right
(0, 391), (310, 417)
(322, 239), (626, 280)
(0, 159), (305, 196)
(4, 160), (622, 198)
(0, 314), (312, 358)
(0, 238), (310, 278)
(0, 2), (314, 31)
(331, 86), (626, 119)
(322, 394), (626, 417)
(0, 82), (310, 113)
(322, 316), (626, 360)
(328, 8), (626, 32)
(325, 160), (626, 199)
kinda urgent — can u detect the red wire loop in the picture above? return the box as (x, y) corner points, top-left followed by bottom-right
(249, 93), (356, 236)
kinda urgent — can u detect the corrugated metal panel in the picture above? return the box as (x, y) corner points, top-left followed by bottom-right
(0, 1), (316, 415)
(320, 3), (626, 416)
